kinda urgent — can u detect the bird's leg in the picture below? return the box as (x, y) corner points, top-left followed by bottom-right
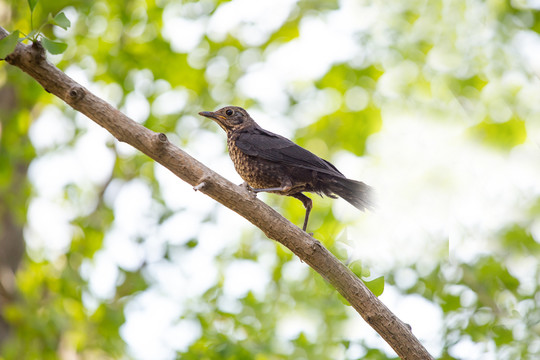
(250, 178), (293, 194)
(290, 193), (313, 232)
(251, 186), (290, 193)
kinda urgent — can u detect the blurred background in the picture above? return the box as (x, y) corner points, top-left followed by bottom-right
(1, 0), (540, 359)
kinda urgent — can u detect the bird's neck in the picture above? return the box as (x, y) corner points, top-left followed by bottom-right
(226, 123), (259, 138)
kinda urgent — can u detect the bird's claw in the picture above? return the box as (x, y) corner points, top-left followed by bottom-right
(239, 182), (257, 198)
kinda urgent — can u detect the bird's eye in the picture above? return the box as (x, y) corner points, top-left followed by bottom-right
(226, 109), (233, 116)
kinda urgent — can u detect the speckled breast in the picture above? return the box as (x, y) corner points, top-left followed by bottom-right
(227, 135), (283, 190)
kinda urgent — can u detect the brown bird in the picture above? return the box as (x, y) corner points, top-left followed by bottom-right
(199, 106), (373, 232)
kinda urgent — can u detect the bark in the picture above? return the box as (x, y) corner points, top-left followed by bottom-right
(0, 27), (434, 360)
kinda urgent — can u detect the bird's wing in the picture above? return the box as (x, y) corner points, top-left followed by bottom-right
(234, 128), (345, 177)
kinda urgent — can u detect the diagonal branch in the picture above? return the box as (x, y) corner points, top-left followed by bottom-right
(0, 26), (434, 360)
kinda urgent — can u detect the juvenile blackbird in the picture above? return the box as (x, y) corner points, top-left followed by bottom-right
(199, 106), (373, 232)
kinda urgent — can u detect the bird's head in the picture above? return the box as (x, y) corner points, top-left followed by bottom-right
(198, 106), (255, 133)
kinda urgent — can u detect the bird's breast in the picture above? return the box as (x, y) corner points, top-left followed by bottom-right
(227, 136), (284, 190)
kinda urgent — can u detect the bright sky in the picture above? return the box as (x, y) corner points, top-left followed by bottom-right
(24, 0), (540, 359)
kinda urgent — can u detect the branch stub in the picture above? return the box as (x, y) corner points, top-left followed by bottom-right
(67, 86), (85, 102)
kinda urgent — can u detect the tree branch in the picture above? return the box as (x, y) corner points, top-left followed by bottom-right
(0, 27), (434, 360)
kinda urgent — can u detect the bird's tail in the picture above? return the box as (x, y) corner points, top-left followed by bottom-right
(326, 176), (374, 211)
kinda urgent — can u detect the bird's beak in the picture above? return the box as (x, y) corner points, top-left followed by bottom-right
(198, 111), (216, 119)
(198, 111), (228, 131)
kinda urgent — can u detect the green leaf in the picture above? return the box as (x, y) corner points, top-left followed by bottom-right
(349, 260), (364, 277)
(0, 30), (20, 58)
(363, 276), (385, 297)
(51, 12), (71, 30)
(349, 260), (370, 278)
(41, 37), (67, 54)
(27, 0), (39, 12)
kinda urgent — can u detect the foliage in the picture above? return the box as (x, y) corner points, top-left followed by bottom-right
(1, 0), (540, 359)
(0, 0), (70, 57)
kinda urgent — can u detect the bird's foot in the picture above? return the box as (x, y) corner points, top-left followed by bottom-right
(302, 228), (314, 236)
(239, 182), (257, 199)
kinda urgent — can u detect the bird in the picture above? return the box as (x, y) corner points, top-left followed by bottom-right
(198, 106), (373, 232)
